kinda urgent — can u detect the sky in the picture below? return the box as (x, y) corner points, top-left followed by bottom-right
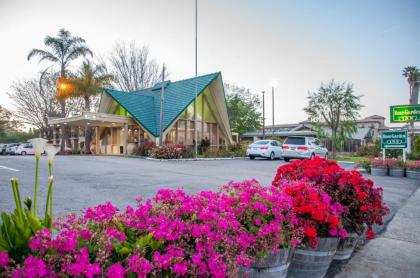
(0, 0), (419, 126)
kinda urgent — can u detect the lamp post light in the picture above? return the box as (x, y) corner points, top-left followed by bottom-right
(270, 80), (278, 138)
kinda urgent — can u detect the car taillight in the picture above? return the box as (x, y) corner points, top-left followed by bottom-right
(260, 146), (268, 150)
(297, 146), (309, 150)
(282, 146), (289, 149)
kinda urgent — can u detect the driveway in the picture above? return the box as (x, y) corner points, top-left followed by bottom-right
(0, 156), (418, 220)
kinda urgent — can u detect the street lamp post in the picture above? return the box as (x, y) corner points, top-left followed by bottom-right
(194, 0), (198, 157)
(262, 91), (265, 139)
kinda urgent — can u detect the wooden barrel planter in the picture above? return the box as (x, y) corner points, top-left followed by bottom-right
(287, 237), (339, 278)
(333, 233), (359, 260)
(370, 167), (387, 176)
(406, 169), (420, 179)
(240, 248), (293, 278)
(389, 167), (404, 177)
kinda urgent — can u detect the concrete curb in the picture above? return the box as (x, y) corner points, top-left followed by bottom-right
(144, 157), (249, 162)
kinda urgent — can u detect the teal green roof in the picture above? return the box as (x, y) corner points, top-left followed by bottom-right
(103, 72), (221, 137)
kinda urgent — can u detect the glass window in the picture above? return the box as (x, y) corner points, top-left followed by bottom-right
(254, 140), (269, 145)
(284, 137), (305, 145)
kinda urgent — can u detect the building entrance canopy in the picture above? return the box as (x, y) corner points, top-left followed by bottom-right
(49, 112), (135, 127)
(49, 112), (138, 155)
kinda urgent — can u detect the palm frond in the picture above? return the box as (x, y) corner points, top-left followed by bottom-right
(27, 49), (59, 62)
(64, 46), (93, 63)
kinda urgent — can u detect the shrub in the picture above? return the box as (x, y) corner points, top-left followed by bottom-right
(358, 157), (371, 173)
(281, 182), (347, 248)
(370, 159), (387, 168)
(356, 142), (381, 157)
(221, 180), (303, 258)
(385, 158), (404, 168)
(405, 160), (420, 170)
(1, 190), (253, 277)
(135, 141), (156, 156)
(273, 157), (389, 238)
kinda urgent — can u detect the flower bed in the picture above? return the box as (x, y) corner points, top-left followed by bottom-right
(0, 156), (389, 277)
(273, 157), (389, 237)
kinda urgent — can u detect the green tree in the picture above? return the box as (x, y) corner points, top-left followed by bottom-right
(28, 28), (92, 151)
(0, 106), (13, 138)
(71, 61), (113, 152)
(403, 66), (420, 104)
(304, 80), (362, 157)
(225, 84), (262, 136)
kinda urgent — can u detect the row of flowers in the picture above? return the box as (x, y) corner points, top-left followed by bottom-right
(0, 157), (388, 277)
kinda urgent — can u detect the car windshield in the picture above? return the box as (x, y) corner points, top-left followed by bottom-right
(253, 140), (269, 145)
(284, 137), (305, 145)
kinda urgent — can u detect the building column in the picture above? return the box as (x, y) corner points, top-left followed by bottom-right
(110, 127), (114, 154)
(95, 126), (100, 155)
(186, 120), (190, 147)
(123, 123), (128, 155)
(216, 124), (220, 149)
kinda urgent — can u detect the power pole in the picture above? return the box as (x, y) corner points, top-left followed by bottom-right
(159, 64), (166, 145)
(194, 0), (198, 157)
(272, 86), (275, 137)
(262, 91), (265, 139)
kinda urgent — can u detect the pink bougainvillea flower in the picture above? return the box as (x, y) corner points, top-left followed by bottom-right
(106, 263), (126, 278)
(0, 251), (12, 270)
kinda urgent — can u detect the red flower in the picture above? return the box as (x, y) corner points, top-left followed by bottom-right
(360, 205), (367, 212)
(305, 227), (317, 238)
(311, 209), (324, 222)
(366, 229), (375, 240)
(327, 215), (339, 229)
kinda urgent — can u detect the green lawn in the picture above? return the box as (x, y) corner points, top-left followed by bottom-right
(332, 155), (365, 164)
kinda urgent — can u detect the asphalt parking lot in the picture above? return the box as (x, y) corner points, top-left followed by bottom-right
(0, 155), (289, 214)
(0, 155), (418, 219)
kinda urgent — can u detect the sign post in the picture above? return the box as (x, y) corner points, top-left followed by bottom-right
(381, 130), (408, 161)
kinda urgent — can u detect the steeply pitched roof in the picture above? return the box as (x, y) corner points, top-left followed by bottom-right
(103, 72), (221, 137)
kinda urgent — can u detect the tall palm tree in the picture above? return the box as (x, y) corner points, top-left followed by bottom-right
(28, 28), (92, 152)
(402, 66), (420, 153)
(402, 66), (420, 104)
(71, 61), (113, 153)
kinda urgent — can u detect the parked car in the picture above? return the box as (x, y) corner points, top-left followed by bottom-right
(15, 143), (35, 155)
(281, 136), (328, 162)
(5, 143), (20, 155)
(0, 144), (7, 155)
(246, 140), (282, 160)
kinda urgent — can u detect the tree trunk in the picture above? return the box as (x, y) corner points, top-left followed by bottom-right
(60, 101), (66, 153)
(409, 82), (419, 153)
(83, 96), (92, 154)
(331, 129), (337, 158)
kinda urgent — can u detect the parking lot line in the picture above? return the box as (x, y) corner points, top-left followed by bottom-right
(0, 165), (20, 172)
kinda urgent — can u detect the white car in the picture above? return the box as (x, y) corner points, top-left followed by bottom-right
(281, 136), (328, 162)
(246, 140), (282, 160)
(5, 143), (20, 155)
(15, 143), (35, 155)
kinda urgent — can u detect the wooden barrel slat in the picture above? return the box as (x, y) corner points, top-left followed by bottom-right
(287, 237), (339, 278)
(334, 233), (359, 260)
(240, 248), (293, 278)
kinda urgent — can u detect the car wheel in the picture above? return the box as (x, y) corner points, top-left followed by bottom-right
(21, 151), (26, 155)
(269, 152), (275, 160)
(284, 157), (290, 162)
(249, 156), (255, 160)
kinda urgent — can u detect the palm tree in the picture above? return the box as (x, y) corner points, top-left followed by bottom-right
(402, 66), (420, 104)
(28, 28), (92, 152)
(71, 61), (113, 153)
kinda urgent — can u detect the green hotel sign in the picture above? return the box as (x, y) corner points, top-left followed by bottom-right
(390, 105), (420, 123)
(381, 130), (407, 149)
